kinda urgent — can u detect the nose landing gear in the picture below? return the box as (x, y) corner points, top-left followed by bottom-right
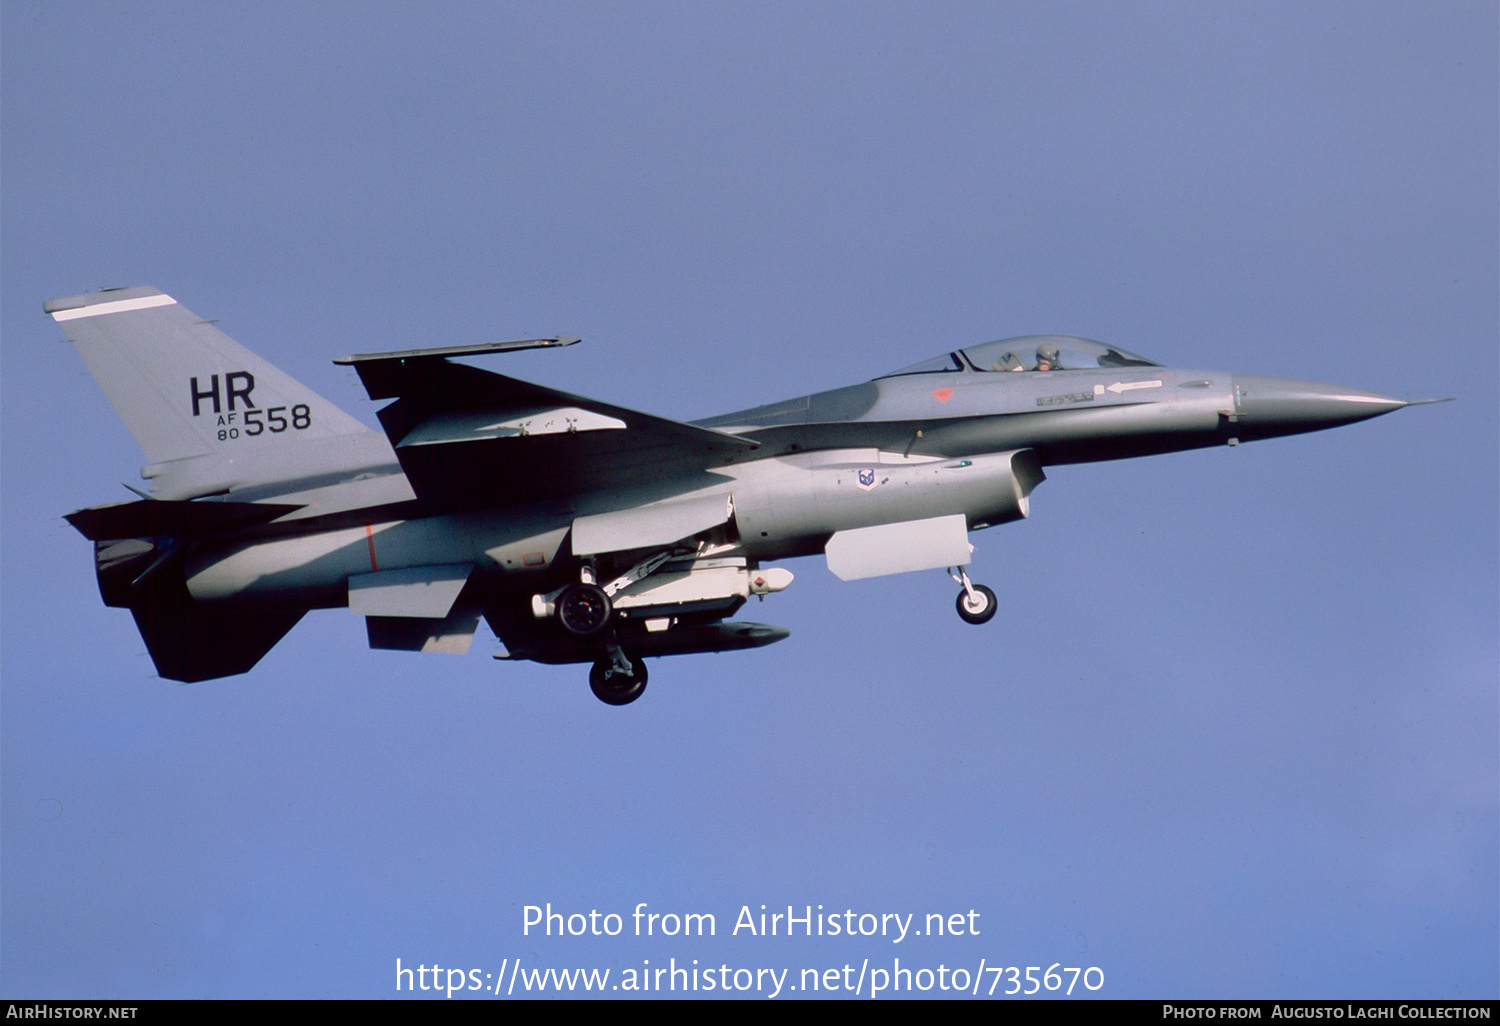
(949, 566), (997, 625)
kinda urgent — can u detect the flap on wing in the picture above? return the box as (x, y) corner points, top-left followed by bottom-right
(572, 493), (733, 556)
(825, 514), (971, 581)
(65, 498), (303, 541)
(340, 353), (757, 509)
(348, 563), (474, 618)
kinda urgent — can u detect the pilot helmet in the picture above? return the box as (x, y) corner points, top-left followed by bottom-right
(1035, 342), (1060, 368)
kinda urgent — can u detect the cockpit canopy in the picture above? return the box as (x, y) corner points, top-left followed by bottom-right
(883, 335), (1160, 377)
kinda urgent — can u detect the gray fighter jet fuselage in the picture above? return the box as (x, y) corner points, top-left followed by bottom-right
(52, 288), (1441, 704)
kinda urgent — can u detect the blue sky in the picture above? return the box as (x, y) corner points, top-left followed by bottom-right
(2, 1), (1495, 999)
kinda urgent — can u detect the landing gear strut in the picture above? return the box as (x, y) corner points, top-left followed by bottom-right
(949, 566), (997, 625)
(589, 646), (648, 705)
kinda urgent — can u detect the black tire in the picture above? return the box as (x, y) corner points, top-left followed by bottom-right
(956, 584), (998, 625)
(557, 583), (611, 635)
(589, 653), (648, 706)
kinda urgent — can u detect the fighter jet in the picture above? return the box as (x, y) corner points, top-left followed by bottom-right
(51, 286), (1443, 704)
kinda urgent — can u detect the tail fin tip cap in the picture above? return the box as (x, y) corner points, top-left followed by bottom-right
(45, 287), (175, 321)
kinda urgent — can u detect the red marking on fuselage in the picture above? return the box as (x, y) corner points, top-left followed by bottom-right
(365, 525), (378, 571)
(933, 387), (954, 402)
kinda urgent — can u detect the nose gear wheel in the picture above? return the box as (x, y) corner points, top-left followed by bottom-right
(948, 566), (997, 625)
(956, 584), (997, 624)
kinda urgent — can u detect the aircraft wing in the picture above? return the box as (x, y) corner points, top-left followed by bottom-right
(338, 344), (759, 509)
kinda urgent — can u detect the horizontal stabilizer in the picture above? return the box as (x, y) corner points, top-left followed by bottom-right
(65, 498), (303, 541)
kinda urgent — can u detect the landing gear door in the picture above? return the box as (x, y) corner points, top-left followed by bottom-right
(824, 514), (971, 581)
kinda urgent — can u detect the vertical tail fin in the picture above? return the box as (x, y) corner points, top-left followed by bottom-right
(47, 287), (369, 485)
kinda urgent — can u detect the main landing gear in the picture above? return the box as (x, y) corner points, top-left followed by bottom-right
(553, 569), (646, 705)
(949, 566), (997, 625)
(547, 560), (676, 705)
(556, 553), (676, 638)
(557, 581), (611, 635)
(590, 646), (648, 705)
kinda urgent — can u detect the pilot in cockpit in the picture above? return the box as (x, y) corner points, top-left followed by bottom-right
(1034, 342), (1060, 371)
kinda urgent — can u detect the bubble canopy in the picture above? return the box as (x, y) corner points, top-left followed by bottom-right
(882, 335), (1161, 377)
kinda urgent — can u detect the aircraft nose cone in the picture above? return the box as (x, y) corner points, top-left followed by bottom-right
(1232, 374), (1409, 440)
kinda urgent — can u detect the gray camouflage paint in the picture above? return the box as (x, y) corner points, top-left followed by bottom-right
(50, 287), (1435, 695)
